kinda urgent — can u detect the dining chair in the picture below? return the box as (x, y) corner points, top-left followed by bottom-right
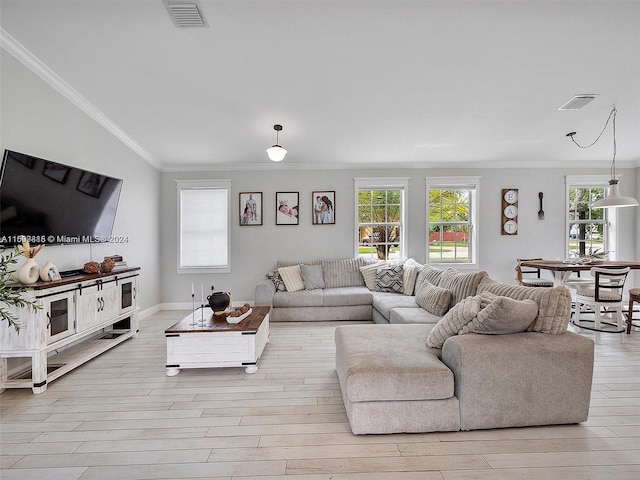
(514, 258), (554, 287)
(573, 266), (630, 341)
(627, 288), (640, 334)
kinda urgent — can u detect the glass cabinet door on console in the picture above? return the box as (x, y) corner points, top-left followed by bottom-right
(43, 291), (76, 344)
(119, 277), (137, 315)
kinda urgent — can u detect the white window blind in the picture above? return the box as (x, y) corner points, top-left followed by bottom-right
(177, 180), (230, 272)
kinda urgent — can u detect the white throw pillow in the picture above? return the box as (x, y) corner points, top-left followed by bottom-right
(278, 265), (305, 292)
(360, 261), (384, 290)
(403, 264), (420, 295)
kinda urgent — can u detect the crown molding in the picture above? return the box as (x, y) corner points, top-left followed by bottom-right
(0, 28), (162, 170)
(159, 159), (637, 173)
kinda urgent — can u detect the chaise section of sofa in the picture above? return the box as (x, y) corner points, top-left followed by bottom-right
(335, 323), (594, 434)
(335, 324), (460, 434)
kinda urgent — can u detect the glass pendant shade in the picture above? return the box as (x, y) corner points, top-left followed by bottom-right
(592, 180), (639, 208)
(266, 145), (287, 162)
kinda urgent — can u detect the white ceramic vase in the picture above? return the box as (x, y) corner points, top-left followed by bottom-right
(18, 258), (40, 284)
(40, 260), (56, 281)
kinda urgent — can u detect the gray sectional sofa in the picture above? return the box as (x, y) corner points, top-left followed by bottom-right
(255, 257), (451, 323)
(256, 257), (596, 435)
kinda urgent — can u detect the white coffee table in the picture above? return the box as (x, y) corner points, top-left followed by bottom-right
(165, 305), (270, 376)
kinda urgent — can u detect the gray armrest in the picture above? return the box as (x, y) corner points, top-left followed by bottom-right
(441, 331), (594, 431)
(255, 278), (276, 306)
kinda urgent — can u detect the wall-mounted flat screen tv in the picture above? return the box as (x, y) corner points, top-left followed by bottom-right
(0, 150), (123, 246)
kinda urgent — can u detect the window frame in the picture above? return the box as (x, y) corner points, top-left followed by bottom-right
(176, 179), (232, 274)
(354, 177), (409, 260)
(565, 175), (617, 260)
(426, 176), (480, 267)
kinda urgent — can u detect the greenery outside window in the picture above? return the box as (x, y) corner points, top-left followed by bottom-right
(177, 179), (231, 273)
(566, 175), (615, 260)
(355, 178), (408, 260)
(427, 177), (479, 265)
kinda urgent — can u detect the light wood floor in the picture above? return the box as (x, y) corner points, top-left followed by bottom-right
(1, 310), (640, 480)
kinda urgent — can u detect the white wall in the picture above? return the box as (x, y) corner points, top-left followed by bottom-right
(3, 49), (637, 311)
(160, 166), (638, 304)
(1, 51), (161, 311)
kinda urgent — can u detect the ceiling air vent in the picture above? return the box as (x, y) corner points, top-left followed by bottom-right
(558, 95), (598, 110)
(164, 0), (208, 28)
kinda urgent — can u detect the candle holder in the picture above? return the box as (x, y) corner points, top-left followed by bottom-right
(190, 293), (196, 327)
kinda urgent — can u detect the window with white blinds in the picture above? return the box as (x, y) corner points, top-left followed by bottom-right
(177, 180), (231, 273)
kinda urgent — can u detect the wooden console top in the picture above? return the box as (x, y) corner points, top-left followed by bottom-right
(8, 267), (140, 290)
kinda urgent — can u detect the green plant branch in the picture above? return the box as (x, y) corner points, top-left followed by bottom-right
(0, 248), (40, 332)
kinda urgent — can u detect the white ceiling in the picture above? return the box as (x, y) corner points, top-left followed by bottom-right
(1, 0), (639, 171)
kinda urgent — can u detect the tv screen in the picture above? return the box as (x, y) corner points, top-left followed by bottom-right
(0, 150), (123, 246)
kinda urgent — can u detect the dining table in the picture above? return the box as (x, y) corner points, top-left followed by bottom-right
(519, 259), (640, 287)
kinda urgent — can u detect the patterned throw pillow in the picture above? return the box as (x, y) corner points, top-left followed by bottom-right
(278, 265), (305, 292)
(415, 281), (452, 316)
(426, 295), (482, 348)
(376, 264), (404, 293)
(265, 271), (287, 292)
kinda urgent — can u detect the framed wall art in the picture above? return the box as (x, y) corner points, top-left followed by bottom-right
(42, 161), (70, 184)
(312, 191), (335, 225)
(77, 172), (107, 198)
(239, 192), (262, 225)
(276, 191), (299, 225)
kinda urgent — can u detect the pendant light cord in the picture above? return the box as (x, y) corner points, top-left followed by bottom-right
(568, 106), (617, 179)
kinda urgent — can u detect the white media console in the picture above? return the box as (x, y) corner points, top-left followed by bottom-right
(0, 268), (139, 393)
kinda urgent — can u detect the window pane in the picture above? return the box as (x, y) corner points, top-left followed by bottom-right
(356, 187), (403, 260)
(428, 185), (474, 264)
(567, 186), (607, 258)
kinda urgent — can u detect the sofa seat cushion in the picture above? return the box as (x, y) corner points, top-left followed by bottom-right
(371, 292), (421, 318)
(390, 307), (442, 325)
(272, 289), (324, 307)
(335, 324), (454, 402)
(323, 287), (373, 307)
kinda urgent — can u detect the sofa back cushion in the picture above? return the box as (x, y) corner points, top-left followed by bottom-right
(476, 277), (571, 334)
(322, 258), (366, 288)
(439, 268), (489, 307)
(416, 265), (445, 291)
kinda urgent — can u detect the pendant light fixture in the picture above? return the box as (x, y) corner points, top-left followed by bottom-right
(266, 124), (287, 162)
(566, 106), (638, 208)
